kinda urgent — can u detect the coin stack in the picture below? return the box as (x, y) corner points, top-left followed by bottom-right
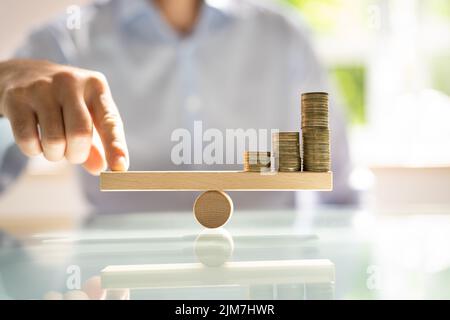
(301, 92), (331, 172)
(272, 132), (301, 172)
(243, 151), (271, 172)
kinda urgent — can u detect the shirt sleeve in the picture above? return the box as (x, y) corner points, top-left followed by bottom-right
(0, 22), (71, 193)
(13, 20), (71, 63)
(0, 118), (14, 157)
(286, 17), (359, 206)
(0, 119), (16, 188)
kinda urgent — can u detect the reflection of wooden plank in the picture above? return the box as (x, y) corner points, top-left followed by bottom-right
(371, 166), (450, 211)
(0, 216), (75, 237)
(101, 259), (335, 289)
(100, 171), (333, 191)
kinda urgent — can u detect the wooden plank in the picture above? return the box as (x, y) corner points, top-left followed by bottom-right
(100, 171), (332, 191)
(101, 259), (335, 289)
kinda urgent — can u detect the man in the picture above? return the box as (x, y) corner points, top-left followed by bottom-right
(0, 0), (356, 214)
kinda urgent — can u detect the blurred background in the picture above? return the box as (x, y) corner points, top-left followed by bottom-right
(0, 0), (450, 233)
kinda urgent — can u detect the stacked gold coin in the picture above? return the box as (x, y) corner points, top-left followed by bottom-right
(243, 151), (271, 172)
(272, 132), (301, 172)
(301, 92), (331, 172)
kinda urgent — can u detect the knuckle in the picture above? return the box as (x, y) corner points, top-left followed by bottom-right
(68, 112), (93, 139)
(12, 121), (32, 143)
(109, 141), (125, 155)
(4, 86), (27, 104)
(88, 72), (108, 91)
(101, 112), (122, 131)
(91, 71), (107, 83)
(102, 112), (120, 124)
(29, 78), (53, 93)
(53, 71), (79, 85)
(69, 127), (92, 140)
(42, 135), (66, 148)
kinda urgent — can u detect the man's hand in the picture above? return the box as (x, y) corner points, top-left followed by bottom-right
(0, 59), (129, 175)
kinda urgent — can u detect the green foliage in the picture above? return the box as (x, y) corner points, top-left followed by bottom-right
(431, 53), (450, 96)
(280, 0), (342, 34)
(427, 0), (450, 19)
(331, 66), (366, 125)
(279, 0), (367, 125)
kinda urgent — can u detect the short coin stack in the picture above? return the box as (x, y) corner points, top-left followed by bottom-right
(301, 92), (331, 172)
(243, 151), (271, 172)
(272, 132), (301, 172)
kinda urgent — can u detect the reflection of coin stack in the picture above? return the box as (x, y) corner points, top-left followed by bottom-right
(301, 92), (331, 172)
(243, 151), (271, 172)
(272, 132), (301, 172)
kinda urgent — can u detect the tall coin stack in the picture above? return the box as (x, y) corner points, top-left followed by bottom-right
(243, 151), (271, 172)
(272, 132), (301, 172)
(301, 92), (331, 172)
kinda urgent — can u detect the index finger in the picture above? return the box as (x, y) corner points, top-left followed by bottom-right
(85, 75), (129, 171)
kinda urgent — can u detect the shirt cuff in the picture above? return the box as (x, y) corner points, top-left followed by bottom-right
(0, 118), (14, 164)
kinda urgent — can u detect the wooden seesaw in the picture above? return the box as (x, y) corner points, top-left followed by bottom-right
(100, 171), (333, 228)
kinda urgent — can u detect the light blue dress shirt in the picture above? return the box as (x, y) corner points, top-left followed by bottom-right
(0, 0), (356, 213)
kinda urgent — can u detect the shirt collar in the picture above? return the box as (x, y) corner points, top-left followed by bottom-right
(117, 0), (234, 33)
(117, 0), (151, 25)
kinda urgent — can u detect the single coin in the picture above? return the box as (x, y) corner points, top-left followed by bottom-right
(194, 191), (233, 229)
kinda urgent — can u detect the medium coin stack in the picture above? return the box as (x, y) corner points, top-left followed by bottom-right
(272, 132), (301, 172)
(301, 92), (331, 172)
(243, 151), (271, 172)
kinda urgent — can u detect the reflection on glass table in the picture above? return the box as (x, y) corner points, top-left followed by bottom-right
(101, 229), (335, 300)
(0, 210), (335, 300)
(1, 208), (450, 299)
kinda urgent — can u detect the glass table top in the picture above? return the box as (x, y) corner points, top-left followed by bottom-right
(1, 207), (449, 300)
